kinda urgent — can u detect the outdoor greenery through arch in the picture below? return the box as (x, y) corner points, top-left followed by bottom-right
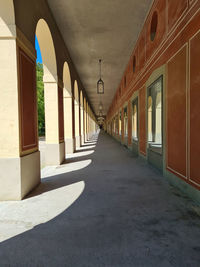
(36, 62), (45, 136)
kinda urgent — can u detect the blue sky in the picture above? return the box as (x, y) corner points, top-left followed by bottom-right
(35, 36), (43, 63)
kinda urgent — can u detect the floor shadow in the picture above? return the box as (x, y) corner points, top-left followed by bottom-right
(0, 131), (200, 266)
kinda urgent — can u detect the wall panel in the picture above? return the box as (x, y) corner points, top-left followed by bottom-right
(139, 86), (146, 155)
(167, 46), (187, 178)
(19, 48), (37, 153)
(189, 32), (200, 186)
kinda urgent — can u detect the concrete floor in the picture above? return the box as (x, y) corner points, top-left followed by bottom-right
(0, 132), (200, 267)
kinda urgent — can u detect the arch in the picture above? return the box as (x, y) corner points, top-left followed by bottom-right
(36, 19), (57, 82)
(74, 80), (79, 104)
(35, 19), (64, 166)
(0, 0), (15, 37)
(35, 19), (58, 146)
(80, 91), (83, 108)
(63, 62), (73, 153)
(63, 62), (72, 94)
(148, 96), (153, 142)
(74, 80), (80, 148)
(150, 11), (158, 42)
(155, 91), (162, 144)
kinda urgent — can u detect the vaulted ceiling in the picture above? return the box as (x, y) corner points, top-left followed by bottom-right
(47, 0), (153, 115)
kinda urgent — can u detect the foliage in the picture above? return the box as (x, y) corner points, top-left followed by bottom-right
(36, 63), (45, 136)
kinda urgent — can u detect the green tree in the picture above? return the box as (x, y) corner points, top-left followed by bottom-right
(36, 63), (45, 136)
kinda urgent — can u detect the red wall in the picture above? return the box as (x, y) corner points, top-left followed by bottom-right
(167, 46), (187, 178)
(107, 0), (200, 190)
(19, 47), (37, 153)
(190, 31), (200, 186)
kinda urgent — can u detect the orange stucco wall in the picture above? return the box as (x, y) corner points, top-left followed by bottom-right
(189, 31), (200, 186)
(167, 46), (187, 178)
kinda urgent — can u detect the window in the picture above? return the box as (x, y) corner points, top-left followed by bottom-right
(150, 11), (158, 41)
(133, 56), (136, 73)
(155, 91), (162, 144)
(147, 76), (163, 152)
(115, 115), (119, 135)
(124, 107), (128, 137)
(119, 111), (122, 135)
(148, 96), (153, 141)
(132, 97), (138, 140)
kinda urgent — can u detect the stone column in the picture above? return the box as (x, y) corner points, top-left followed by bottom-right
(63, 90), (74, 153)
(0, 30), (40, 200)
(74, 100), (80, 148)
(84, 108), (87, 143)
(44, 79), (65, 165)
(80, 106), (84, 145)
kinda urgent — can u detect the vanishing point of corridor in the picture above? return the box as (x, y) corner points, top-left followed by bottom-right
(0, 132), (199, 267)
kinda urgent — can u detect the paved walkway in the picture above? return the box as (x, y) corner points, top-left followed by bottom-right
(0, 132), (200, 267)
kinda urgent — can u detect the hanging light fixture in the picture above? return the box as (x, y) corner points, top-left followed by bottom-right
(97, 59), (104, 94)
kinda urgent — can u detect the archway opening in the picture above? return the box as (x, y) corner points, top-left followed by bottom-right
(63, 62), (73, 154)
(74, 81), (80, 149)
(35, 37), (45, 138)
(80, 91), (84, 145)
(35, 18), (57, 168)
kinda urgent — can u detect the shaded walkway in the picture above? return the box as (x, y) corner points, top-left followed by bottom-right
(0, 132), (200, 266)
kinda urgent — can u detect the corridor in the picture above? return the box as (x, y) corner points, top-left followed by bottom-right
(0, 132), (199, 267)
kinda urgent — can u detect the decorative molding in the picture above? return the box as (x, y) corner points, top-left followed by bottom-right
(18, 47), (38, 154)
(16, 27), (36, 61)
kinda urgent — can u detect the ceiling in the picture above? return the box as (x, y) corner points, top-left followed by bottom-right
(47, 0), (153, 116)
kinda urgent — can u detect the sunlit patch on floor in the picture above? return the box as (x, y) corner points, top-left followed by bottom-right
(0, 181), (85, 242)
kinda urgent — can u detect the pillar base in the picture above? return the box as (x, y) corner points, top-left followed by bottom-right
(65, 138), (74, 154)
(85, 134), (88, 142)
(45, 142), (65, 165)
(88, 132), (95, 140)
(0, 151), (40, 200)
(75, 136), (81, 149)
(81, 135), (85, 146)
